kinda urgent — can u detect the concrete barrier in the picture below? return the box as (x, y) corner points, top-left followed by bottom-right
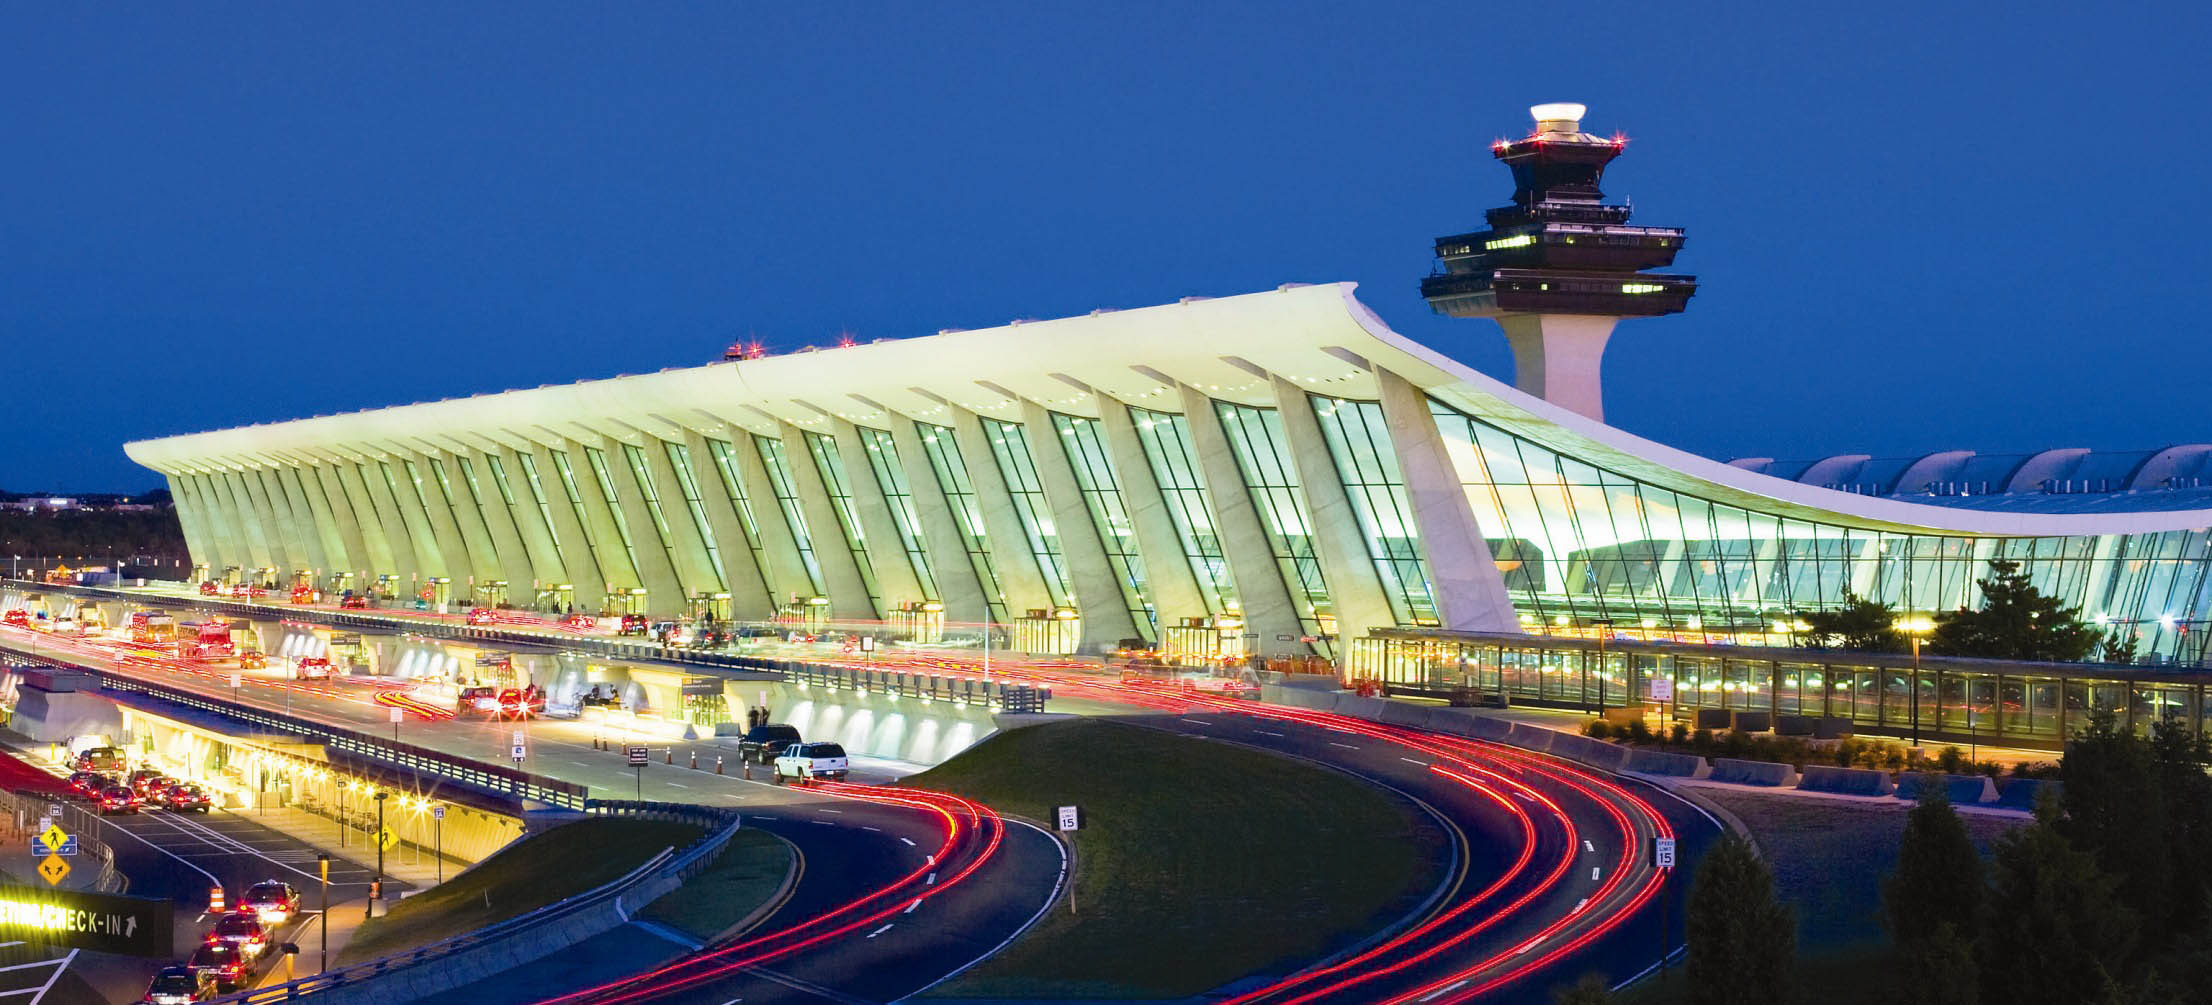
(1422, 708), (1512, 741)
(1775, 714), (1817, 737)
(1375, 699), (1432, 729)
(1994, 777), (2061, 812)
(1504, 722), (1559, 753)
(1625, 748), (1710, 778)
(1332, 694), (1391, 722)
(1796, 764), (1896, 796)
(1815, 716), (1856, 739)
(1730, 710), (1772, 733)
(1694, 708), (1732, 731)
(1259, 684), (1341, 711)
(1709, 758), (1798, 787)
(1895, 772), (2000, 805)
(1547, 733), (1631, 771)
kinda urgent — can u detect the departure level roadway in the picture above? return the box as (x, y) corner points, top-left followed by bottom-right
(1, 617), (1718, 1002)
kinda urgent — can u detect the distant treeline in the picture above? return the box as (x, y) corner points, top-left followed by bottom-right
(0, 508), (189, 565)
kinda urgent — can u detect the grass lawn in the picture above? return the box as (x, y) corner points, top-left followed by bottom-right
(1619, 790), (2026, 1004)
(638, 826), (795, 941)
(908, 718), (1447, 1000)
(339, 817), (706, 964)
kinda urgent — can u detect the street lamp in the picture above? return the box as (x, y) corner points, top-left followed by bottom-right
(369, 790), (388, 918)
(1899, 616), (1935, 750)
(316, 852), (329, 973)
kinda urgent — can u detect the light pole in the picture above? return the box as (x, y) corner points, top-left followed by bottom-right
(1590, 619), (1614, 715)
(1909, 634), (1923, 748)
(317, 852), (329, 973)
(370, 790), (388, 918)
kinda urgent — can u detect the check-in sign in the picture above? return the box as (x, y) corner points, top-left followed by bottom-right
(0, 884), (173, 957)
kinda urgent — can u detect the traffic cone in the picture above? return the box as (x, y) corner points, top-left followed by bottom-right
(689, 750), (697, 770)
(665, 748), (673, 765)
(717, 755), (724, 775)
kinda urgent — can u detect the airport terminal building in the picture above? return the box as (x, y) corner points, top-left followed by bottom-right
(126, 106), (2212, 683)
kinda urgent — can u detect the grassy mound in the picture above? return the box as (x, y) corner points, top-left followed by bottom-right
(909, 717), (1445, 1000)
(638, 826), (795, 940)
(340, 817), (705, 964)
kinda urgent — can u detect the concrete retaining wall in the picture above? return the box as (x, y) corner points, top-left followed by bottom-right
(1994, 778), (2060, 811)
(745, 681), (999, 766)
(1894, 772), (2000, 805)
(1709, 758), (1798, 787)
(1624, 748), (1709, 778)
(1796, 764), (1896, 796)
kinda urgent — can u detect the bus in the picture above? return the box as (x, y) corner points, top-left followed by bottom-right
(127, 611), (177, 645)
(177, 618), (236, 659)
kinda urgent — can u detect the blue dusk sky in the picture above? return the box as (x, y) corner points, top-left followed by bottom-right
(3, 2), (2206, 491)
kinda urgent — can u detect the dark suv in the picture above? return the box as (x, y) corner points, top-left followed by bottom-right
(737, 724), (802, 764)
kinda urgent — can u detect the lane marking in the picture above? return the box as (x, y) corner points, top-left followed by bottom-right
(900, 837), (915, 846)
(1514, 791), (1536, 802)
(1584, 840), (1595, 853)
(1592, 867), (1602, 881)
(26, 949), (75, 1005)
(862, 826), (881, 832)
(1328, 742), (1359, 750)
(1398, 757), (1429, 767)
(1419, 979), (1469, 1001)
(904, 899), (922, 914)
(1181, 718), (1213, 726)
(666, 782), (690, 789)
(1253, 729), (1285, 737)
(816, 808), (842, 814)
(866, 923), (893, 939)
(0, 958), (68, 974)
(1576, 898), (1589, 912)
(925, 872), (937, 885)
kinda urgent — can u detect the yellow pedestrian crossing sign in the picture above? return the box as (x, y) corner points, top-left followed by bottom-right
(36, 825), (67, 856)
(376, 828), (397, 851)
(36, 854), (68, 886)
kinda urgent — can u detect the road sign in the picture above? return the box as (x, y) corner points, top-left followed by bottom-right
(43, 804), (60, 821)
(230, 672), (243, 689)
(626, 744), (649, 766)
(1056, 805), (1079, 832)
(1648, 678), (1674, 702)
(36, 825), (66, 856)
(432, 804), (446, 821)
(376, 828), (397, 852)
(0, 883), (175, 956)
(511, 743), (527, 760)
(49, 837), (77, 857)
(1654, 837), (1677, 869)
(389, 706), (403, 724)
(35, 856), (68, 886)
(33, 818), (51, 840)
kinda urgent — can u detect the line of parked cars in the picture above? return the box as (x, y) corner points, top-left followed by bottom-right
(735, 722), (850, 782)
(145, 880), (303, 1002)
(65, 762), (214, 815)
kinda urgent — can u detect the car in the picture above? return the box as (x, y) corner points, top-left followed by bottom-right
(294, 656), (333, 680)
(495, 688), (535, 720)
(339, 595), (368, 610)
(617, 613), (649, 637)
(289, 585), (316, 604)
(186, 941), (249, 991)
(163, 782), (214, 813)
(207, 912), (269, 959)
(773, 741), (850, 783)
(129, 770), (175, 799)
(737, 723), (803, 764)
(237, 880), (302, 924)
(197, 580), (221, 596)
(142, 964), (215, 1004)
(562, 612), (597, 631)
(97, 784), (139, 814)
(66, 771), (110, 799)
(73, 745), (128, 773)
(455, 686), (501, 716)
(1, 609), (27, 628)
(238, 650), (267, 670)
(466, 607), (497, 626)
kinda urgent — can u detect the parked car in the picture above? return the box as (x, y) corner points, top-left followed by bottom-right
(237, 880), (302, 924)
(97, 784), (140, 815)
(339, 594), (368, 609)
(455, 686), (501, 717)
(163, 783), (214, 813)
(238, 650), (267, 670)
(466, 607), (497, 626)
(197, 580), (221, 596)
(143, 964), (216, 1004)
(206, 912), (270, 959)
(186, 941), (249, 991)
(66, 771), (111, 799)
(617, 613), (650, 637)
(129, 771), (175, 799)
(561, 612), (597, 631)
(774, 741), (851, 783)
(294, 656), (333, 680)
(737, 724), (803, 764)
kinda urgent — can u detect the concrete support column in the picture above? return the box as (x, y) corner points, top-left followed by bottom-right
(594, 439), (691, 611)
(1498, 314), (1620, 423)
(1374, 367), (1519, 632)
(313, 464), (379, 584)
(249, 468), (314, 576)
(1268, 377), (1399, 639)
(1093, 400), (1209, 623)
(392, 451), (469, 581)
(724, 431), (818, 610)
(166, 474), (216, 573)
(454, 451), (543, 597)
(832, 421), (928, 607)
(273, 466), (342, 577)
(632, 434), (729, 604)
(1176, 384), (1308, 657)
(674, 430), (775, 617)
(888, 419), (995, 624)
(778, 424), (878, 619)
(947, 412), (1055, 615)
(419, 453), (502, 584)
(1019, 401), (1140, 651)
(336, 461), (415, 582)
(222, 470), (284, 573)
(523, 441), (610, 611)
(483, 447), (567, 591)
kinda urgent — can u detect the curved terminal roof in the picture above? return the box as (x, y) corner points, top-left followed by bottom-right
(126, 283), (2212, 539)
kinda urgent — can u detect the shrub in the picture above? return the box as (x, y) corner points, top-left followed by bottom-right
(1671, 722), (1689, 745)
(1626, 718), (1653, 744)
(1691, 727), (1713, 751)
(1584, 719), (1612, 739)
(1937, 745), (1966, 773)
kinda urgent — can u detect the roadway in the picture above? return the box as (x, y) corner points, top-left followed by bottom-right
(1, 607), (1721, 1004)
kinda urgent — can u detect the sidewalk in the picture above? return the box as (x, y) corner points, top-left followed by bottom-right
(243, 805), (457, 889)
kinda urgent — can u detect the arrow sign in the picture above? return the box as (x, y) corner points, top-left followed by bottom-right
(36, 855), (68, 886)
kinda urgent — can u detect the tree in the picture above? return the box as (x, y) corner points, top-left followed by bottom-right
(2100, 631), (2141, 665)
(1930, 559), (2100, 662)
(2060, 713), (2174, 951)
(1897, 922), (1978, 1005)
(1685, 833), (1795, 1005)
(1797, 590), (1905, 652)
(1977, 795), (2138, 1005)
(1885, 778), (1983, 945)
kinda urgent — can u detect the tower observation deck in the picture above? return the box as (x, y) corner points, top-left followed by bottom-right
(1422, 102), (1697, 422)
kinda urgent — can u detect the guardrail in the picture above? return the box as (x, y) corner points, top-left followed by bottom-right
(220, 804), (742, 1004)
(778, 659), (1050, 712)
(0, 651), (589, 810)
(0, 787), (122, 894)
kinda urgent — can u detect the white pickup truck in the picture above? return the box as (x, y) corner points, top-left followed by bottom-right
(774, 741), (851, 783)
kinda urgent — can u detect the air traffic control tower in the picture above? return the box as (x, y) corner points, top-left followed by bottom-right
(1421, 103), (1697, 422)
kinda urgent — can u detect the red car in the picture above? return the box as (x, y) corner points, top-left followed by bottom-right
(496, 686), (547, 720)
(618, 613), (649, 637)
(66, 771), (110, 799)
(2, 609), (28, 628)
(97, 785), (139, 815)
(289, 586), (315, 605)
(128, 770), (174, 799)
(467, 607), (497, 626)
(163, 783), (214, 813)
(198, 581), (220, 596)
(205, 912), (269, 959)
(562, 613), (597, 631)
(339, 595), (368, 610)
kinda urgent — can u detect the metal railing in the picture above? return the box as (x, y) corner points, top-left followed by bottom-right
(221, 805), (741, 1003)
(778, 659), (1049, 711)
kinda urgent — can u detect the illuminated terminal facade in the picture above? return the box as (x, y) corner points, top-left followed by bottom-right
(125, 105), (2212, 676)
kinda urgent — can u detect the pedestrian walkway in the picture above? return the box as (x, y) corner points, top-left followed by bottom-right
(243, 806), (457, 889)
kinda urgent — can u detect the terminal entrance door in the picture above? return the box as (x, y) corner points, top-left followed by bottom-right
(537, 583), (575, 614)
(616, 588), (650, 617)
(475, 580), (508, 609)
(691, 592), (731, 622)
(424, 577), (453, 612)
(373, 574), (401, 601)
(221, 566), (243, 587)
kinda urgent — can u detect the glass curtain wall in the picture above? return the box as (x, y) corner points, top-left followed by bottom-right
(1308, 396), (1441, 626)
(856, 427), (940, 602)
(581, 447), (645, 582)
(620, 442), (708, 595)
(549, 449), (630, 588)
(917, 422), (1012, 624)
(1129, 408), (1238, 615)
(1049, 413), (1157, 639)
(661, 442), (731, 596)
(754, 435), (829, 601)
(424, 458), (478, 572)
(511, 453), (589, 583)
(980, 418), (1076, 609)
(375, 461), (442, 574)
(703, 438), (788, 598)
(803, 432), (885, 615)
(1426, 398), (2212, 662)
(1215, 403), (1336, 648)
